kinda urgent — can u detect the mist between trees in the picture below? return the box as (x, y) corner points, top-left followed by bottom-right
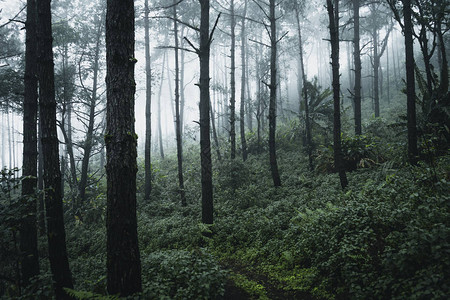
(0, 0), (449, 298)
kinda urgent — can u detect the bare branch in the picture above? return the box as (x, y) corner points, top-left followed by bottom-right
(151, 15), (199, 32)
(209, 13), (222, 46)
(0, 5), (26, 29)
(157, 45), (197, 54)
(276, 31), (289, 44)
(252, 0), (270, 20)
(184, 37), (200, 53)
(249, 38), (270, 47)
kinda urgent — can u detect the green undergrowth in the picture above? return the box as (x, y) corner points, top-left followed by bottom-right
(1, 138), (449, 299)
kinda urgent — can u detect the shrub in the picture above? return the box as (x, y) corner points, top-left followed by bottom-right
(141, 249), (227, 300)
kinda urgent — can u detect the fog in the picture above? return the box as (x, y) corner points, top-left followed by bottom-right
(1, 0), (415, 171)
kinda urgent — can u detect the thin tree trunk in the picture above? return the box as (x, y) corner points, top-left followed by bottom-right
(295, 5), (313, 171)
(180, 27), (186, 134)
(36, 0), (74, 297)
(373, 26), (380, 117)
(229, 0), (236, 159)
(79, 9), (104, 206)
(7, 103), (11, 169)
(20, 0), (40, 285)
(105, 0), (142, 295)
(173, 1), (186, 206)
(268, 0), (281, 187)
(327, 0), (348, 189)
(144, 0), (152, 201)
(210, 89), (222, 161)
(239, 0), (248, 161)
(157, 55), (164, 159)
(386, 35), (390, 104)
(158, 52), (168, 153)
(353, 0), (362, 135)
(1, 112), (4, 167)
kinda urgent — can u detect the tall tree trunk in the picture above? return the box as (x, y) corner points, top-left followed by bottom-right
(239, 0), (248, 161)
(1, 112), (4, 167)
(79, 9), (104, 206)
(36, 0), (74, 297)
(198, 0), (214, 225)
(386, 34), (390, 104)
(157, 54), (164, 159)
(246, 48), (253, 132)
(144, 0), (152, 201)
(353, 0), (362, 135)
(436, 23), (448, 95)
(105, 0), (142, 295)
(373, 26), (380, 117)
(7, 103), (11, 169)
(38, 118), (46, 236)
(327, 0), (348, 189)
(295, 5), (313, 171)
(229, 0), (236, 159)
(402, 0), (418, 164)
(180, 27), (186, 134)
(210, 66), (222, 161)
(20, 0), (40, 286)
(268, 0), (281, 187)
(372, 18), (392, 118)
(173, 1), (186, 206)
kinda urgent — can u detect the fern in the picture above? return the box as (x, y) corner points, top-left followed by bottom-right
(63, 288), (119, 300)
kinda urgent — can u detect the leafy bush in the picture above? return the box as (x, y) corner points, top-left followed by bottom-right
(141, 249), (227, 300)
(290, 170), (450, 299)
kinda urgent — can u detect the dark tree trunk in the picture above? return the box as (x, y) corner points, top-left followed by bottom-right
(38, 118), (46, 236)
(295, 5), (313, 171)
(436, 23), (448, 95)
(373, 26), (380, 117)
(180, 27), (186, 134)
(402, 0), (418, 164)
(105, 0), (142, 295)
(239, 0), (248, 161)
(79, 10), (104, 206)
(199, 0), (214, 224)
(157, 54), (165, 159)
(370, 12), (392, 118)
(173, 1), (186, 206)
(144, 0), (152, 201)
(210, 90), (222, 161)
(327, 0), (348, 189)
(353, 0), (362, 135)
(20, 0), (40, 286)
(229, 0), (236, 159)
(36, 0), (74, 297)
(268, 0), (281, 187)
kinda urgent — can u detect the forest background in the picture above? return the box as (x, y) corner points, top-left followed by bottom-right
(0, 0), (449, 299)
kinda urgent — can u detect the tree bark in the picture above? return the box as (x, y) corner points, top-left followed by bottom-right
(79, 9), (104, 206)
(144, 0), (152, 201)
(229, 0), (236, 159)
(198, 0), (214, 225)
(36, 0), (74, 297)
(268, 0), (281, 187)
(295, 4), (313, 171)
(105, 0), (142, 295)
(20, 0), (40, 286)
(402, 0), (418, 164)
(239, 0), (248, 161)
(173, 1), (186, 206)
(327, 0), (348, 189)
(353, 0), (362, 135)
(157, 53), (165, 159)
